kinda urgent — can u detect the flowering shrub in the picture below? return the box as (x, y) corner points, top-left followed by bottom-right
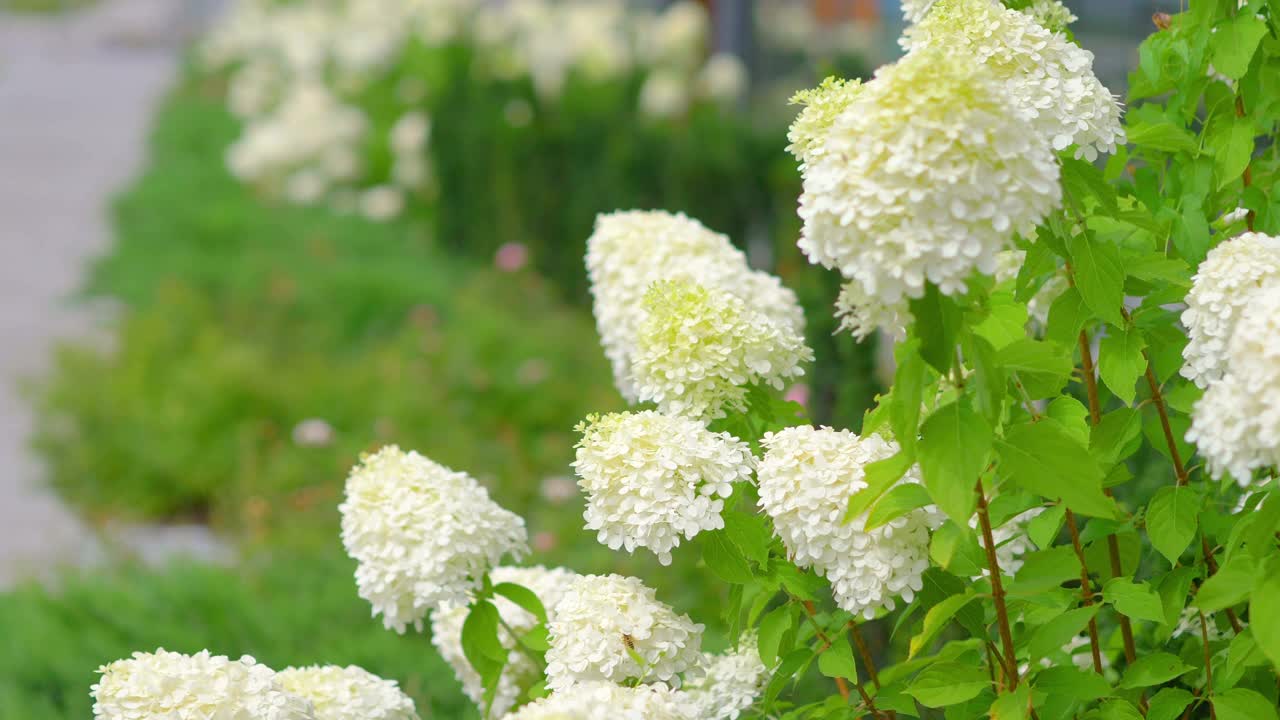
(92, 1), (1280, 719)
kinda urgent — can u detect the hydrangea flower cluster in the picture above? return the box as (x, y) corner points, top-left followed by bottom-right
(572, 411), (755, 564)
(786, 77), (863, 168)
(585, 210), (806, 402)
(339, 446), (528, 632)
(904, 0), (1124, 161)
(632, 280), (812, 420)
(92, 649), (317, 720)
(431, 565), (581, 717)
(545, 574), (705, 691)
(1024, 0), (1079, 33)
(1188, 282), (1280, 484)
(1180, 232), (1280, 387)
(680, 634), (771, 720)
(504, 681), (693, 720)
(973, 506), (1046, 578)
(790, 47), (1061, 305)
(277, 665), (419, 720)
(757, 426), (939, 619)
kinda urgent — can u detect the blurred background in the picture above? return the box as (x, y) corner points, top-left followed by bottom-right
(0, 0), (1166, 716)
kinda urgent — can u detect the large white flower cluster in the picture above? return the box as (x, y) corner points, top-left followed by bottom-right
(545, 574), (704, 691)
(632, 280), (811, 420)
(92, 649), (316, 720)
(1180, 232), (1280, 387)
(585, 210), (807, 402)
(791, 47), (1061, 305)
(903, 0), (1124, 161)
(431, 565), (581, 717)
(277, 665), (419, 720)
(1188, 282), (1280, 484)
(503, 681), (693, 720)
(572, 411), (754, 564)
(680, 634), (770, 720)
(757, 426), (939, 619)
(339, 446), (528, 633)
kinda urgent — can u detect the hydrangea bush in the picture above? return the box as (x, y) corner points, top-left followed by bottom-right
(93, 0), (1280, 718)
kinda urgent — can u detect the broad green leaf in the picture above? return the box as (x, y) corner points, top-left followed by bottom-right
(966, 334), (1006, 422)
(918, 400), (991, 525)
(1061, 155), (1119, 213)
(1157, 567), (1197, 629)
(758, 604), (793, 667)
(817, 632), (858, 680)
(1068, 233), (1126, 327)
(909, 591), (975, 658)
(1034, 666), (1113, 700)
(1026, 504), (1065, 548)
(1214, 688), (1280, 720)
(1045, 287), (1090, 347)
(1090, 408), (1144, 466)
(1146, 486), (1200, 565)
(846, 452), (912, 524)
(998, 338), (1075, 399)
(910, 284), (963, 375)
(1006, 546), (1082, 594)
(1196, 554), (1256, 612)
(722, 510), (772, 565)
(1046, 396), (1090, 444)
(989, 685), (1031, 720)
(1126, 118), (1200, 153)
(1211, 115), (1256, 189)
(1098, 327), (1147, 405)
(1028, 605), (1100, 661)
(891, 338), (926, 455)
(930, 520), (986, 576)
(997, 422), (1118, 518)
(702, 530), (754, 584)
(764, 649), (813, 706)
(1104, 577), (1167, 622)
(519, 625), (550, 652)
(492, 583), (549, 624)
(1099, 698), (1145, 720)
(866, 482), (934, 532)
(1252, 555), (1280, 670)
(1146, 688), (1195, 720)
(461, 599), (507, 708)
(1209, 13), (1269, 79)
(905, 662), (990, 707)
(974, 290), (1030, 350)
(1118, 652), (1193, 688)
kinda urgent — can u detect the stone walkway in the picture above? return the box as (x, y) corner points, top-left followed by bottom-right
(0, 0), (226, 588)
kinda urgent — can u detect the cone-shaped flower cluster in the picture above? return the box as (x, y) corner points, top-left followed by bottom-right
(340, 446), (528, 632)
(277, 665), (419, 720)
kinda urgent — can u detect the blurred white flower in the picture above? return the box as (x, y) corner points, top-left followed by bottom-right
(292, 417), (335, 447)
(1023, 0), (1078, 33)
(679, 633), (770, 720)
(835, 280), (908, 343)
(339, 446), (528, 632)
(972, 506), (1044, 578)
(277, 665), (419, 720)
(640, 70), (691, 118)
(360, 186), (405, 221)
(504, 681), (692, 720)
(697, 53), (748, 103)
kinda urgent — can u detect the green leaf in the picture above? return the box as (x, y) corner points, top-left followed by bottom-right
(1026, 504), (1065, 548)
(1033, 666), (1113, 700)
(930, 520), (986, 576)
(1126, 118), (1200, 153)
(1146, 486), (1201, 565)
(758, 604), (793, 667)
(1006, 546), (1082, 594)
(1090, 408), (1144, 466)
(1067, 233), (1126, 327)
(1118, 652), (1193, 689)
(974, 290), (1030, 350)
(1028, 605), (1100, 661)
(1098, 327), (1147, 405)
(1252, 555), (1280, 670)
(461, 599), (507, 708)
(703, 530), (754, 584)
(519, 624), (550, 652)
(1104, 578), (1166, 622)
(989, 685), (1031, 720)
(998, 338), (1074, 399)
(1214, 688), (1280, 720)
(866, 482), (934, 532)
(909, 591), (976, 658)
(846, 451), (913, 524)
(492, 582), (548, 624)
(1099, 698), (1145, 720)
(890, 339), (926, 456)
(1061, 155), (1119, 213)
(765, 649), (813, 706)
(1209, 13), (1269, 79)
(905, 662), (990, 707)
(910, 284), (963, 375)
(1196, 554), (1256, 612)
(1211, 115), (1256, 189)
(722, 510), (772, 565)
(817, 633), (858, 680)
(997, 422), (1118, 518)
(918, 400), (991, 525)
(1045, 287), (1090, 346)
(1146, 688), (1195, 720)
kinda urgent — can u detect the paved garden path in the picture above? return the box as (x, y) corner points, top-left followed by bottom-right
(0, 0), (225, 588)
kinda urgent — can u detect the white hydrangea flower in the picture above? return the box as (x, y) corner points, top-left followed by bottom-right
(503, 681), (692, 720)
(757, 426), (940, 619)
(545, 574), (704, 691)
(972, 506), (1045, 578)
(1188, 285), (1280, 484)
(640, 70), (691, 118)
(632, 279), (812, 420)
(277, 666), (418, 720)
(586, 210), (806, 401)
(786, 76), (863, 168)
(92, 649), (315, 720)
(339, 446), (529, 633)
(572, 411), (755, 564)
(1023, 0), (1078, 33)
(793, 48), (1060, 304)
(1180, 232), (1280, 387)
(697, 53), (748, 103)
(904, 0), (1124, 161)
(679, 633), (770, 720)
(835, 280), (909, 342)
(431, 566), (581, 717)
(1172, 607), (1231, 641)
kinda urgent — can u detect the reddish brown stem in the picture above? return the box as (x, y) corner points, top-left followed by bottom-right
(1235, 95), (1256, 232)
(801, 601), (853, 702)
(849, 622), (882, 690)
(1200, 610), (1217, 720)
(977, 480), (1020, 689)
(1065, 509), (1105, 674)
